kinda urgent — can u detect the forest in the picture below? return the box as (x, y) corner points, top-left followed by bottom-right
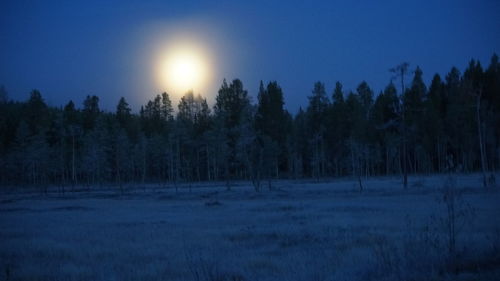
(1, 55), (499, 190)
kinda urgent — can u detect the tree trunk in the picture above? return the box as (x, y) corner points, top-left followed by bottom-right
(385, 145), (389, 175)
(116, 152), (122, 194)
(476, 94), (488, 187)
(400, 70), (408, 189)
(403, 124), (408, 188)
(142, 144), (146, 184)
(72, 134), (76, 187)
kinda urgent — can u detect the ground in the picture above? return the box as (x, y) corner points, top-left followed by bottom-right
(1, 174), (500, 281)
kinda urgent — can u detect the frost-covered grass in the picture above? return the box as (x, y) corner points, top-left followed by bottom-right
(1, 174), (499, 281)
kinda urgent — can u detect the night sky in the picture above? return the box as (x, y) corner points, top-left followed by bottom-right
(1, 0), (499, 112)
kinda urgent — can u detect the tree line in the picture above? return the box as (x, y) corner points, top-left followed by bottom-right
(1, 55), (499, 190)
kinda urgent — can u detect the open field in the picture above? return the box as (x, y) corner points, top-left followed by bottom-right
(1, 174), (500, 281)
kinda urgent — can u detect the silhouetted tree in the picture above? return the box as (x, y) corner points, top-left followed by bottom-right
(405, 66), (427, 173)
(1, 54), (499, 187)
(463, 60), (488, 186)
(390, 62), (410, 188)
(424, 74), (446, 172)
(307, 81), (330, 179)
(82, 95), (100, 133)
(214, 79), (252, 189)
(255, 81), (288, 187)
(373, 82), (399, 175)
(116, 97), (131, 126)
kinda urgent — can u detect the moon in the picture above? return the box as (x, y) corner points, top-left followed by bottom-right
(156, 43), (211, 97)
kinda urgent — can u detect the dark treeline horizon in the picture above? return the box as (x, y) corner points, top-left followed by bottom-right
(1, 54), (499, 190)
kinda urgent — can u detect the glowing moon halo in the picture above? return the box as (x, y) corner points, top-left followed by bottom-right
(156, 43), (211, 97)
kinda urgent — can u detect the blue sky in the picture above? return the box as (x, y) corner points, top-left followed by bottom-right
(1, 0), (499, 112)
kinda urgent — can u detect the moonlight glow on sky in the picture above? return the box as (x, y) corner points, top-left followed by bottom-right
(1, 0), (499, 112)
(134, 19), (236, 107)
(155, 39), (212, 99)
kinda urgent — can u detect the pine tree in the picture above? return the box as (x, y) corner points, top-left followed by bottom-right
(63, 100), (81, 185)
(255, 81), (287, 184)
(405, 67), (427, 173)
(307, 81), (330, 179)
(25, 90), (49, 135)
(425, 74), (445, 172)
(214, 79), (252, 189)
(345, 91), (364, 190)
(373, 82), (399, 174)
(116, 97), (131, 127)
(464, 60), (488, 186)
(177, 91), (212, 184)
(82, 95), (100, 133)
(390, 62), (410, 188)
(326, 81), (348, 176)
